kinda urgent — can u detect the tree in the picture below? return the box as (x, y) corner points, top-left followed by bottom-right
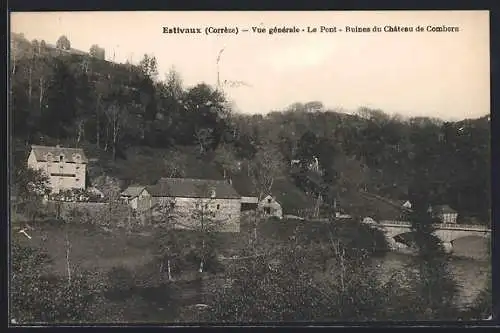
(205, 220), (392, 322)
(184, 83), (229, 149)
(89, 44), (105, 60)
(13, 165), (51, 224)
(56, 35), (71, 50)
(249, 145), (286, 200)
(304, 101), (324, 112)
(213, 144), (239, 180)
(404, 183), (460, 320)
(40, 40), (47, 53)
(296, 130), (319, 170)
(194, 128), (214, 155)
(165, 67), (184, 100)
(104, 102), (128, 161)
(150, 198), (182, 280)
(43, 58), (77, 139)
(188, 184), (223, 273)
(139, 54), (158, 80)
(10, 236), (108, 324)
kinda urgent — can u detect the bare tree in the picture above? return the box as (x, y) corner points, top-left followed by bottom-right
(165, 66), (184, 100)
(139, 53), (158, 80)
(151, 199), (179, 280)
(187, 184), (223, 273)
(94, 80), (111, 148)
(250, 145), (286, 200)
(214, 144), (239, 180)
(194, 128), (214, 155)
(104, 103), (128, 161)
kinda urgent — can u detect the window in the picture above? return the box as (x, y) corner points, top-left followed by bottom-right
(59, 155), (64, 162)
(267, 198), (272, 204)
(217, 204), (220, 210)
(264, 207), (271, 214)
(210, 190), (216, 198)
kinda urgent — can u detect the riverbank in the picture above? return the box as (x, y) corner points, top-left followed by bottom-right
(370, 251), (490, 308)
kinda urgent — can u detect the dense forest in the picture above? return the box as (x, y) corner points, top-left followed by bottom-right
(10, 32), (491, 223)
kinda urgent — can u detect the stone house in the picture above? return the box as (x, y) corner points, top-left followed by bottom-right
(27, 145), (87, 194)
(259, 195), (283, 219)
(120, 185), (148, 210)
(137, 178), (242, 232)
(430, 204), (458, 224)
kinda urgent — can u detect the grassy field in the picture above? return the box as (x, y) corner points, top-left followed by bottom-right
(12, 215), (388, 323)
(12, 219), (246, 322)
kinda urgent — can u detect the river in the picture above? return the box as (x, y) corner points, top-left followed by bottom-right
(370, 251), (491, 308)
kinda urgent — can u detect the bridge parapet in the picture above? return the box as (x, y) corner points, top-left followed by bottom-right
(438, 223), (490, 232)
(378, 220), (490, 232)
(379, 220), (411, 226)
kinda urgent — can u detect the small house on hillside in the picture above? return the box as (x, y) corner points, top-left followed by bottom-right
(121, 185), (148, 210)
(399, 200), (412, 210)
(430, 205), (458, 224)
(145, 177), (242, 232)
(259, 195), (283, 219)
(28, 145), (88, 194)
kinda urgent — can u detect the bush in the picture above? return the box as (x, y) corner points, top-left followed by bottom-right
(11, 240), (108, 324)
(107, 266), (135, 292)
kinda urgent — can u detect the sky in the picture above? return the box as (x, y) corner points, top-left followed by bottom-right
(10, 11), (490, 120)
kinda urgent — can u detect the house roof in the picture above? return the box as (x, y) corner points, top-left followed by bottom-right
(121, 185), (146, 199)
(432, 205), (457, 214)
(31, 145), (88, 163)
(146, 178), (241, 199)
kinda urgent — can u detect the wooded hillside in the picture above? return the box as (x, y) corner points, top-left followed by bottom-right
(10, 33), (491, 222)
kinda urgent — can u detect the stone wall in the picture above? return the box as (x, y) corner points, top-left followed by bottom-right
(46, 200), (109, 222)
(150, 196), (241, 232)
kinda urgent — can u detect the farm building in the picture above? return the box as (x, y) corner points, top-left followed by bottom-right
(138, 178), (242, 232)
(259, 195), (283, 219)
(120, 185), (148, 210)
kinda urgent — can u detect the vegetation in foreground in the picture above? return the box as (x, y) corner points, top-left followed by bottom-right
(10, 33), (492, 323)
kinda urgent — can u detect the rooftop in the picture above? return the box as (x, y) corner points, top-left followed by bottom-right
(432, 204), (457, 214)
(146, 177), (241, 199)
(121, 185), (146, 199)
(30, 145), (88, 163)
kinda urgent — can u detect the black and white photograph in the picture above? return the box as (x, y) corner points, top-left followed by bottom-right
(9, 10), (492, 324)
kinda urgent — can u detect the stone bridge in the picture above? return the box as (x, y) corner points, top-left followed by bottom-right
(373, 220), (491, 252)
